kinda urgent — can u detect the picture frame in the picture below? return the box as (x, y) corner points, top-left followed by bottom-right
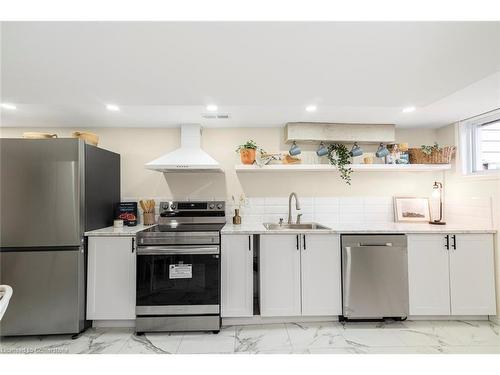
(394, 197), (431, 222)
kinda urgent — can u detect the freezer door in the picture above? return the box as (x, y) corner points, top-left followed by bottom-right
(0, 139), (82, 247)
(342, 236), (409, 319)
(0, 247), (85, 336)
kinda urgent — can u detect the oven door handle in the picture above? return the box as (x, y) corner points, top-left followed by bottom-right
(137, 246), (220, 255)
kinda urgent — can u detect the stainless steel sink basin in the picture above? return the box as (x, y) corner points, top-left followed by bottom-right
(263, 222), (331, 230)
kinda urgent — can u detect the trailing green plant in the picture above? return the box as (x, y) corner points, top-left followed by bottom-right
(235, 140), (264, 154)
(420, 142), (442, 156)
(327, 143), (352, 185)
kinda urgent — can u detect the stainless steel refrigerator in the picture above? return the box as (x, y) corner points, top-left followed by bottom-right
(0, 138), (120, 336)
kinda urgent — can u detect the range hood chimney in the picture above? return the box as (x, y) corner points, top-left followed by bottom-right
(145, 124), (222, 172)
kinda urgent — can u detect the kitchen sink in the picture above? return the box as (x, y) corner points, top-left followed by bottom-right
(262, 222), (331, 230)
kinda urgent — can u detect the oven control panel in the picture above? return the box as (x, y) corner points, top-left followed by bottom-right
(160, 201), (225, 212)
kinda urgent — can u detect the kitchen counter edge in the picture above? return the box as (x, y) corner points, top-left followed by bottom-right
(85, 224), (156, 237)
(221, 223), (497, 234)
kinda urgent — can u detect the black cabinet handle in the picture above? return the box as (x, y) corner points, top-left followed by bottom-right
(303, 234), (306, 250)
(248, 235), (252, 251)
(296, 235), (299, 250)
(452, 235), (457, 250)
(445, 235), (449, 250)
(132, 238), (135, 253)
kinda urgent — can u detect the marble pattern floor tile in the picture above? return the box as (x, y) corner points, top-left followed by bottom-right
(351, 346), (444, 354)
(439, 345), (500, 354)
(119, 332), (183, 354)
(285, 322), (350, 350)
(2, 320), (500, 354)
(177, 326), (236, 354)
(234, 324), (292, 353)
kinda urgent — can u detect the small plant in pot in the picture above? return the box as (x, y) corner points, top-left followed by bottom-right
(236, 140), (263, 165)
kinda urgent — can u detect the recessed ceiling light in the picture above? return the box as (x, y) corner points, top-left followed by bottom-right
(106, 104), (120, 112)
(206, 104), (218, 112)
(305, 105), (317, 112)
(402, 106), (416, 113)
(1, 103), (17, 110)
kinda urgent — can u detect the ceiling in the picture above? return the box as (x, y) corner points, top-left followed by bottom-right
(1, 21), (499, 128)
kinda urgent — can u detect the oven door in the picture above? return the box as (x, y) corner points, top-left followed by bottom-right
(136, 245), (220, 315)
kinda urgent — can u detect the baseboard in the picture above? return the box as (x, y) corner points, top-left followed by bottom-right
(223, 315), (491, 326)
(408, 315), (489, 321)
(92, 320), (136, 328)
(222, 315), (339, 326)
(489, 316), (500, 325)
(91, 316), (495, 328)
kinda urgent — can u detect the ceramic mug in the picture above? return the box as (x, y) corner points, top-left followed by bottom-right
(375, 143), (390, 158)
(289, 141), (301, 156)
(316, 142), (329, 157)
(349, 142), (363, 157)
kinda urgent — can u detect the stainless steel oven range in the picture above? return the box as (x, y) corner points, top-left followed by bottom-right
(135, 201), (225, 334)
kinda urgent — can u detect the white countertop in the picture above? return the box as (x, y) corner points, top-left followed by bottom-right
(85, 222), (496, 236)
(85, 224), (156, 237)
(221, 222), (497, 234)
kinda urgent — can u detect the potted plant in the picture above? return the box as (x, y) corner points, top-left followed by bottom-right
(327, 143), (353, 185)
(235, 140), (262, 165)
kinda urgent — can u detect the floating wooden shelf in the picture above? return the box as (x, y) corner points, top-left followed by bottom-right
(235, 164), (452, 172)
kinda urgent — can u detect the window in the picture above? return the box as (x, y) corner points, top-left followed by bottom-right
(461, 109), (500, 175)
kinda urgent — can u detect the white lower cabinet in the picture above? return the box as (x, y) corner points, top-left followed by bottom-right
(408, 234), (496, 316)
(408, 235), (451, 315)
(221, 235), (254, 317)
(260, 234), (341, 317)
(87, 236), (136, 320)
(449, 234), (496, 315)
(260, 235), (302, 316)
(301, 234), (342, 315)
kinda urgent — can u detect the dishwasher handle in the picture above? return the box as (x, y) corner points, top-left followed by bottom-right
(357, 242), (393, 247)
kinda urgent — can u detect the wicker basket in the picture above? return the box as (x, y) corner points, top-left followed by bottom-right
(72, 131), (99, 146)
(408, 146), (456, 164)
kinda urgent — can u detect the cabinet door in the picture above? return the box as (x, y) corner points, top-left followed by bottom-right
(407, 234), (451, 315)
(449, 234), (496, 315)
(221, 235), (254, 317)
(87, 236), (136, 320)
(301, 234), (342, 316)
(260, 234), (301, 317)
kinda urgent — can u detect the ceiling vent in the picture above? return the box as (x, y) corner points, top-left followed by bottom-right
(201, 113), (231, 119)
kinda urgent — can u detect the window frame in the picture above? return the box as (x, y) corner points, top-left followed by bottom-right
(460, 109), (500, 176)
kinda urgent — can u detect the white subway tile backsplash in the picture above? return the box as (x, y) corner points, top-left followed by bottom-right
(339, 197), (365, 206)
(264, 205), (288, 215)
(314, 213), (339, 224)
(313, 197), (339, 206)
(122, 195), (493, 228)
(247, 197), (266, 206)
(264, 197), (289, 205)
(365, 197), (393, 205)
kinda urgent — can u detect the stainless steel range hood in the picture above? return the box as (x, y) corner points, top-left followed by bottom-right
(145, 124), (222, 172)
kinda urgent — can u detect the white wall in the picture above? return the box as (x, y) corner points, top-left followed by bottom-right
(0, 126), (442, 200)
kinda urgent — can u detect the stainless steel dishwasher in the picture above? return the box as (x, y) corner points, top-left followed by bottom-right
(341, 235), (408, 320)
